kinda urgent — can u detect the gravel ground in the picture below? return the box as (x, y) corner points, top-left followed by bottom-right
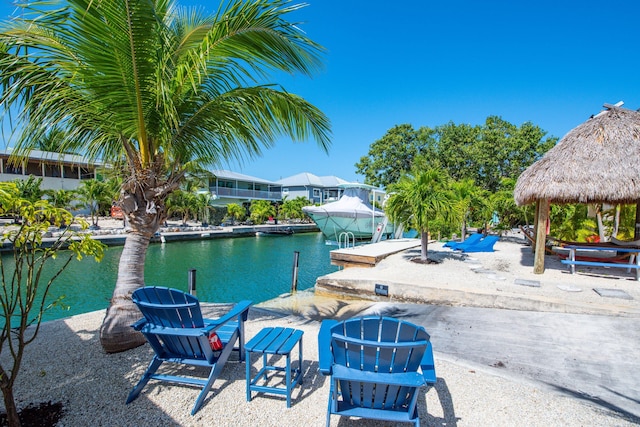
(3, 305), (635, 427)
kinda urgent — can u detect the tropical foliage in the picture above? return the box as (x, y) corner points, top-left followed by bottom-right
(166, 190), (197, 225)
(0, 0), (330, 352)
(226, 203), (246, 224)
(356, 118), (556, 192)
(44, 188), (76, 211)
(75, 179), (114, 228)
(249, 199), (276, 224)
(385, 168), (459, 260)
(0, 182), (104, 427)
(280, 196), (311, 221)
(12, 176), (43, 203)
(356, 118), (556, 234)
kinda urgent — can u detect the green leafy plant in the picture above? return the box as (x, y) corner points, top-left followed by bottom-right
(0, 183), (104, 427)
(249, 200), (276, 224)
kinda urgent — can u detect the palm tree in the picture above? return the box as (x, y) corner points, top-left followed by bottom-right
(249, 199), (276, 224)
(195, 192), (214, 226)
(450, 179), (478, 241)
(44, 189), (76, 210)
(166, 189), (197, 225)
(0, 0), (330, 352)
(386, 168), (459, 262)
(76, 179), (112, 228)
(226, 203), (245, 224)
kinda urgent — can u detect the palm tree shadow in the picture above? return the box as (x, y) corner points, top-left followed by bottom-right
(402, 248), (467, 264)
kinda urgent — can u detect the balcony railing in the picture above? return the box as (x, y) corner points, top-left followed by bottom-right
(212, 187), (282, 200)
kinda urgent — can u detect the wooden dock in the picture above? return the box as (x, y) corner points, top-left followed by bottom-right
(330, 239), (421, 268)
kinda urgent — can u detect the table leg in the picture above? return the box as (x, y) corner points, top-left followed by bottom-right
(286, 352), (292, 408)
(246, 350), (251, 402)
(299, 339), (304, 385)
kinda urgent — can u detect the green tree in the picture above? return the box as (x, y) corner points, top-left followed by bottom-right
(76, 179), (112, 228)
(166, 190), (197, 225)
(226, 203), (246, 224)
(450, 178), (482, 240)
(195, 192), (214, 226)
(250, 199), (276, 224)
(488, 178), (528, 231)
(355, 124), (432, 187)
(0, 0), (330, 352)
(0, 182), (104, 427)
(385, 168), (458, 261)
(44, 189), (76, 210)
(357, 118), (555, 191)
(13, 176), (43, 203)
(281, 196), (310, 221)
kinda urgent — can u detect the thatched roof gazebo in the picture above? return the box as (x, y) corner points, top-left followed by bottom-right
(514, 103), (640, 273)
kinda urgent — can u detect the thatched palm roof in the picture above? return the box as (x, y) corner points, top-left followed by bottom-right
(514, 104), (640, 206)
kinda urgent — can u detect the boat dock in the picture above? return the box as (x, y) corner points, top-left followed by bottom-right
(330, 238), (420, 268)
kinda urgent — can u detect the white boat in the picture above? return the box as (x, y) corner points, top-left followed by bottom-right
(302, 184), (392, 241)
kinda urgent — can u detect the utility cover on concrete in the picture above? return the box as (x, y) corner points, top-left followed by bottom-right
(514, 279), (541, 287)
(593, 288), (633, 300)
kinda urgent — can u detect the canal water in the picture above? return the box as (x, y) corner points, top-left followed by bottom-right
(18, 232), (339, 323)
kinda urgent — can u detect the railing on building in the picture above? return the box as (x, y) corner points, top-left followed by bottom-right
(212, 187), (282, 200)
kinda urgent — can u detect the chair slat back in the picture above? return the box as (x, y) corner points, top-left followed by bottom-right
(330, 316), (429, 410)
(132, 287), (212, 361)
(133, 286), (205, 328)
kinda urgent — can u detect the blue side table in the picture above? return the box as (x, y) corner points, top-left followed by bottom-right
(246, 327), (304, 408)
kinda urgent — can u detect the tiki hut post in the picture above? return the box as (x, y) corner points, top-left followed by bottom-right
(533, 199), (550, 273)
(635, 204), (640, 240)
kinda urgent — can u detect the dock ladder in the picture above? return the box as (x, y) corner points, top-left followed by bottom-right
(338, 231), (355, 249)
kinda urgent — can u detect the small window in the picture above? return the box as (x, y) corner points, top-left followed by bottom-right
(313, 188), (321, 197)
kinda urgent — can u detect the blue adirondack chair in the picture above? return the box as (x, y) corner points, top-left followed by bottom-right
(443, 233), (483, 249)
(125, 286), (252, 415)
(460, 235), (500, 252)
(318, 316), (436, 427)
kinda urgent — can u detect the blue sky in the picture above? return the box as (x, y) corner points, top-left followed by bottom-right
(1, 1), (639, 183)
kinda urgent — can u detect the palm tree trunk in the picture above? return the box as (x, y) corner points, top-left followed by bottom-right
(99, 231), (151, 353)
(420, 230), (429, 261)
(99, 157), (179, 353)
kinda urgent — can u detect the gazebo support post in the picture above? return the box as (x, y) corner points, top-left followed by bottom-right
(635, 202), (640, 240)
(533, 199), (550, 274)
(532, 201), (540, 253)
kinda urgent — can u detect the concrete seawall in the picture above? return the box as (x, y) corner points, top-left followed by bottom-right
(0, 223), (320, 251)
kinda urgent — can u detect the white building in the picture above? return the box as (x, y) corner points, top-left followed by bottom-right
(0, 149), (100, 190)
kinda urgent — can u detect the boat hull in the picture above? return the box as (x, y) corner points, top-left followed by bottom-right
(304, 212), (391, 240)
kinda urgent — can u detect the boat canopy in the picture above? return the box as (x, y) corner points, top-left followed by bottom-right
(302, 187), (384, 218)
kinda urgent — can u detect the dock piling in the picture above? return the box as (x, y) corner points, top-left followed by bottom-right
(188, 269), (197, 297)
(291, 251), (299, 293)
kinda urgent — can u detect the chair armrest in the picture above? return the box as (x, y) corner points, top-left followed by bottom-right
(131, 318), (147, 331)
(420, 341), (437, 384)
(332, 365), (425, 388)
(318, 320), (338, 375)
(204, 300), (252, 330)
